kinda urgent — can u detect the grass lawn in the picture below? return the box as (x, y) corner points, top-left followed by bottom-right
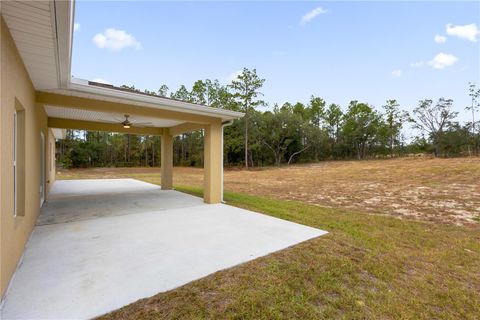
(96, 186), (480, 320)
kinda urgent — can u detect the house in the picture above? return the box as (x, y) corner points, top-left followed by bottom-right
(0, 0), (244, 299)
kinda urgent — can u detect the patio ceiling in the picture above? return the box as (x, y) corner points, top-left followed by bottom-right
(44, 105), (184, 128)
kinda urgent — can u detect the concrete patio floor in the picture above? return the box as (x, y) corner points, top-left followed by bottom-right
(1, 179), (327, 319)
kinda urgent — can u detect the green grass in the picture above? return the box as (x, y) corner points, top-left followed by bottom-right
(99, 186), (480, 320)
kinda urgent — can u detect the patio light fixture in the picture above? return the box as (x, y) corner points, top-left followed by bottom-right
(122, 115), (132, 128)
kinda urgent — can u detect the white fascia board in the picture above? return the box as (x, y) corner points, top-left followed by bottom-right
(67, 78), (245, 121)
(54, 0), (74, 88)
(50, 0), (74, 89)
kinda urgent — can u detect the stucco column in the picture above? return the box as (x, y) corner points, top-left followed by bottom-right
(161, 131), (173, 190)
(203, 121), (222, 204)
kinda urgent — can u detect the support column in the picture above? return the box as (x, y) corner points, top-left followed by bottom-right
(161, 131), (173, 190)
(203, 121), (222, 204)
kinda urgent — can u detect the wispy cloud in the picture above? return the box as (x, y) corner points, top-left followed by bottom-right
(434, 34), (446, 44)
(446, 23), (478, 42)
(428, 53), (458, 69)
(391, 69), (402, 78)
(74, 23), (80, 32)
(93, 28), (142, 51)
(410, 61), (424, 68)
(300, 7), (327, 27)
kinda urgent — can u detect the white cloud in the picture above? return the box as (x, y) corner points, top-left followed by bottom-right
(92, 28), (142, 51)
(446, 23), (478, 42)
(74, 23), (80, 32)
(434, 34), (446, 44)
(227, 70), (242, 82)
(391, 69), (402, 77)
(410, 61), (424, 68)
(91, 78), (109, 84)
(300, 7), (327, 26)
(428, 53), (458, 69)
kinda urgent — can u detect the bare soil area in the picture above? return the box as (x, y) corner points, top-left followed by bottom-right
(57, 157), (480, 226)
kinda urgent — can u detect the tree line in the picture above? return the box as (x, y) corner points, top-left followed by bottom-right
(57, 68), (480, 168)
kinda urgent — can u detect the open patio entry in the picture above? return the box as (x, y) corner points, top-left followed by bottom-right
(40, 79), (244, 204)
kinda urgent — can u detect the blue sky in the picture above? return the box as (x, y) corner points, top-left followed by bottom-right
(72, 1), (480, 129)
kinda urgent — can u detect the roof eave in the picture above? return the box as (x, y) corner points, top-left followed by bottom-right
(62, 78), (245, 121)
(52, 0), (74, 89)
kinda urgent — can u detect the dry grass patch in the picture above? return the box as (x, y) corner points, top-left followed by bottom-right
(58, 157), (480, 225)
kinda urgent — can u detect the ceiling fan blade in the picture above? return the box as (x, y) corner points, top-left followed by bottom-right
(132, 123), (153, 128)
(100, 119), (122, 124)
(132, 122), (153, 125)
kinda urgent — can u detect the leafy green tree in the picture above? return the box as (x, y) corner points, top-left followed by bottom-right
(158, 85), (169, 97)
(170, 85), (191, 102)
(342, 101), (381, 159)
(292, 122), (325, 163)
(203, 79), (236, 110)
(323, 103), (343, 157)
(308, 96), (326, 127)
(291, 102), (307, 121)
(438, 123), (470, 157)
(466, 82), (480, 154)
(216, 85), (237, 110)
(260, 105), (304, 166)
(191, 80), (207, 105)
(223, 121), (245, 165)
(229, 68), (266, 168)
(120, 84), (141, 93)
(382, 99), (405, 157)
(409, 98), (458, 157)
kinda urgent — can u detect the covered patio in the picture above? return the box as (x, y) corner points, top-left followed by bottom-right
(40, 77), (245, 204)
(1, 179), (326, 319)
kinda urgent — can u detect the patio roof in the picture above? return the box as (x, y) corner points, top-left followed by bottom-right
(38, 78), (243, 137)
(41, 77), (244, 125)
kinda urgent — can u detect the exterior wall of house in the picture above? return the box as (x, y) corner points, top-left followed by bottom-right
(0, 17), (52, 298)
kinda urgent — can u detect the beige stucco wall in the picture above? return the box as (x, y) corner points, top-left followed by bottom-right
(1, 17), (51, 298)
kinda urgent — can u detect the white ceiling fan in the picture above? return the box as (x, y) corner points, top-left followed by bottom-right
(104, 114), (153, 128)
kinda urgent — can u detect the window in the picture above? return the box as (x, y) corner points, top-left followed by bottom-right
(13, 100), (25, 216)
(49, 142), (53, 171)
(13, 111), (17, 216)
